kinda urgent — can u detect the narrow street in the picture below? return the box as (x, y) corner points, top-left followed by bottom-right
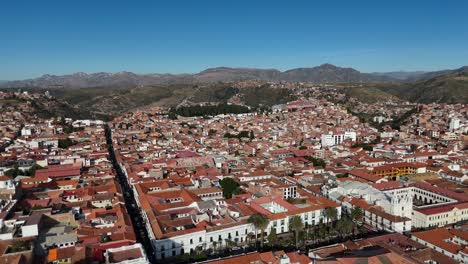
(105, 125), (156, 263)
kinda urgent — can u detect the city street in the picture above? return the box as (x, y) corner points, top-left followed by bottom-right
(105, 125), (156, 263)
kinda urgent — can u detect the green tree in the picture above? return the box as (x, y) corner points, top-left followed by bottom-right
(219, 178), (241, 199)
(350, 206), (364, 236)
(305, 156), (326, 168)
(324, 207), (338, 227)
(267, 227), (277, 247)
(208, 129), (217, 136)
(58, 138), (76, 149)
(237, 131), (249, 139)
(6, 240), (30, 253)
(289, 215), (304, 248)
(336, 216), (353, 239)
(4, 166), (20, 178)
(350, 207), (364, 225)
(247, 213), (269, 249)
(318, 221), (327, 242)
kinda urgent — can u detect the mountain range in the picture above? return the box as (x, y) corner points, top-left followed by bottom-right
(3, 64), (468, 88)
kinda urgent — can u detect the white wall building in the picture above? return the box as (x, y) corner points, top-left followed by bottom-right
(449, 117), (460, 131)
(321, 131), (356, 147)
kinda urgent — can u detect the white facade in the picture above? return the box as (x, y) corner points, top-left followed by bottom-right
(151, 199), (340, 260)
(449, 118), (460, 131)
(412, 205), (468, 228)
(328, 181), (412, 233)
(321, 131), (356, 147)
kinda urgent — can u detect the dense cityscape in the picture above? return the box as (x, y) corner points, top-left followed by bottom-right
(0, 86), (466, 263)
(2, 1), (468, 263)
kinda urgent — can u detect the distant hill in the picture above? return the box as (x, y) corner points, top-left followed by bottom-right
(15, 83), (296, 115)
(3, 64), (466, 107)
(281, 64), (391, 82)
(368, 71), (427, 81)
(3, 72), (195, 89)
(2, 64), (397, 88)
(195, 67), (281, 82)
(343, 85), (401, 104)
(403, 66), (468, 82)
(3, 64), (467, 89)
(377, 71), (468, 104)
(0, 91), (95, 120)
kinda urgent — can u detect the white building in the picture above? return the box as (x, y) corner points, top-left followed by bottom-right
(328, 181), (412, 233)
(449, 117), (460, 131)
(321, 131), (356, 147)
(411, 182), (468, 228)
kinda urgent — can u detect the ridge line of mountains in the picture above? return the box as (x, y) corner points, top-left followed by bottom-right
(2, 63), (468, 88)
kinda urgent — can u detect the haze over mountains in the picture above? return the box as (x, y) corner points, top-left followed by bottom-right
(3, 63), (468, 88)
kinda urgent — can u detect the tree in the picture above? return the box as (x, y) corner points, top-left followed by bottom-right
(168, 112), (178, 120)
(350, 207), (364, 225)
(336, 216), (353, 239)
(6, 240), (30, 253)
(170, 104), (251, 117)
(247, 213), (269, 249)
(305, 156), (326, 168)
(267, 227), (277, 247)
(58, 138), (76, 149)
(289, 215), (304, 248)
(208, 129), (217, 136)
(212, 241), (218, 252)
(249, 130), (255, 141)
(350, 206), (364, 236)
(219, 178), (241, 199)
(324, 207), (338, 227)
(318, 221), (327, 242)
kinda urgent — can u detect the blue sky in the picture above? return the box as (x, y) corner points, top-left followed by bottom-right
(1, 0), (468, 79)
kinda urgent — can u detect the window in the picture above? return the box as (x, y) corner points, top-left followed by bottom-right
(199, 237), (202, 242)
(190, 239), (193, 244)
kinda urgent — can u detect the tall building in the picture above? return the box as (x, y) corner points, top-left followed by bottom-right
(449, 117), (460, 131)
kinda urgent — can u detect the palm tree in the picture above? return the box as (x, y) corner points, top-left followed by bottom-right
(318, 221), (327, 242)
(350, 206), (364, 236)
(247, 213), (269, 249)
(324, 207), (338, 227)
(224, 239), (235, 253)
(247, 232), (255, 246)
(289, 215), (304, 248)
(336, 216), (353, 239)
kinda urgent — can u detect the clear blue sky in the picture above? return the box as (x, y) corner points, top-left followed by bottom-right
(1, 0), (468, 80)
